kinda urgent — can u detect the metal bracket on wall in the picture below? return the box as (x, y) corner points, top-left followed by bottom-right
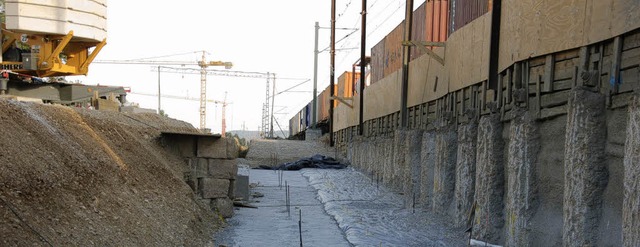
(331, 96), (354, 108)
(402, 41), (445, 65)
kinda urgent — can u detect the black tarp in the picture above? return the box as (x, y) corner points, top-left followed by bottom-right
(258, 154), (348, 170)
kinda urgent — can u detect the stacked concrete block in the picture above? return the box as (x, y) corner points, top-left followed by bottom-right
(199, 178), (230, 199)
(197, 136), (227, 159)
(208, 159), (238, 180)
(505, 111), (539, 246)
(419, 131), (436, 209)
(454, 121), (478, 227)
(623, 93), (640, 247)
(473, 115), (505, 243)
(563, 89), (607, 246)
(175, 136), (240, 218)
(432, 125), (457, 216)
(226, 137), (240, 159)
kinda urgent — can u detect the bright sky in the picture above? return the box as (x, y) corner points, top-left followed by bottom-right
(73, 0), (414, 134)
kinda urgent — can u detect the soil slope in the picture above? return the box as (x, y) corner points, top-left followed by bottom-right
(0, 100), (219, 246)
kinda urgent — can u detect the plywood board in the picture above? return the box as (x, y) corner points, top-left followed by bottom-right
(446, 12), (491, 92)
(363, 71), (401, 121)
(407, 48), (447, 107)
(498, 0), (640, 72)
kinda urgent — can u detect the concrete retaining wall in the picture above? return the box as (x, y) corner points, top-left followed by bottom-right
(624, 93), (640, 247)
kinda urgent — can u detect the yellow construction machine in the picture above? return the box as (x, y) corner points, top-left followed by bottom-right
(1, 0), (107, 78)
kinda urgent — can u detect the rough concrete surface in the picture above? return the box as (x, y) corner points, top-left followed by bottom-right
(473, 114), (505, 243)
(393, 130), (408, 191)
(208, 159), (238, 180)
(199, 178), (231, 199)
(505, 110), (540, 247)
(383, 137), (394, 188)
(601, 107), (626, 246)
(433, 125), (457, 216)
(404, 130), (423, 207)
(454, 121), (478, 227)
(420, 131), (436, 208)
(623, 93), (640, 247)
(563, 89), (608, 247)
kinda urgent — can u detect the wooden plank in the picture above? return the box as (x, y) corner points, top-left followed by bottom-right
(621, 46), (640, 70)
(541, 89), (571, 108)
(623, 29), (640, 51)
(554, 79), (574, 91)
(544, 54), (555, 92)
(506, 68), (513, 104)
(555, 58), (578, 81)
(541, 104), (568, 119)
(619, 67), (639, 93)
(611, 37), (623, 93)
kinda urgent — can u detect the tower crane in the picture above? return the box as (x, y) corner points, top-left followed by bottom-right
(95, 50), (232, 132)
(129, 91), (231, 136)
(96, 52), (309, 138)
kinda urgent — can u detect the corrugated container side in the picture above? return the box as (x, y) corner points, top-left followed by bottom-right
(318, 86), (331, 122)
(411, 3), (427, 60)
(450, 0), (490, 34)
(371, 39), (386, 84)
(383, 21), (405, 78)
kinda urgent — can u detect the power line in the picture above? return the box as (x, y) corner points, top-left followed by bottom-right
(118, 51), (203, 61)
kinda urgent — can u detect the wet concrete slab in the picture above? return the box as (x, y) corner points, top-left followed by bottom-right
(214, 170), (350, 247)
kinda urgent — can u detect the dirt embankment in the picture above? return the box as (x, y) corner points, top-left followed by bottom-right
(0, 100), (219, 246)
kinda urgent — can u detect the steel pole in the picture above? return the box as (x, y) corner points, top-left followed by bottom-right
(270, 74), (276, 138)
(400, 0), (413, 128)
(157, 65), (161, 114)
(312, 21), (319, 128)
(359, 0), (367, 136)
(329, 0), (336, 146)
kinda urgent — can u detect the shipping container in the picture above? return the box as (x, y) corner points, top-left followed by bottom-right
(377, 0), (450, 79)
(337, 71), (361, 100)
(371, 40), (386, 84)
(450, 0), (490, 34)
(411, 3), (427, 60)
(384, 21), (405, 77)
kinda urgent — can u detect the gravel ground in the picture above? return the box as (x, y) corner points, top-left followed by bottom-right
(0, 100), (219, 246)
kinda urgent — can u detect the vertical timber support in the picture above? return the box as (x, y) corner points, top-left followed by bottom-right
(359, 0), (367, 135)
(487, 0), (502, 90)
(405, 129), (424, 207)
(623, 92), (640, 246)
(329, 0), (336, 146)
(563, 89), (607, 246)
(473, 114), (505, 243)
(505, 110), (540, 246)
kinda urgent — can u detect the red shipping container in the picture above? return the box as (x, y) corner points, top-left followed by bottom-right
(450, 0), (489, 34)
